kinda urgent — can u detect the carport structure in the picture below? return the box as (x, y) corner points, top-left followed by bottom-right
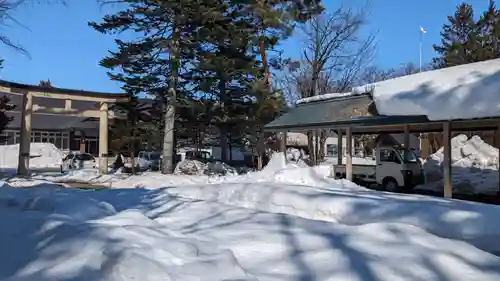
(265, 60), (500, 198)
(0, 80), (130, 175)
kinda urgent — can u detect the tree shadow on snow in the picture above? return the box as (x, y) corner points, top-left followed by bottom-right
(0, 183), (126, 281)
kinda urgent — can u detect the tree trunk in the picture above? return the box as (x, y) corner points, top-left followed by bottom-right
(318, 130), (327, 163)
(220, 126), (228, 163)
(307, 131), (315, 165)
(161, 24), (179, 174)
(130, 127), (136, 175)
(314, 130), (320, 165)
(218, 77), (228, 163)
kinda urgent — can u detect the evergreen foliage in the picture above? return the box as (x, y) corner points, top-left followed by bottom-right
(91, 0), (322, 170)
(0, 60), (14, 142)
(434, 1), (500, 68)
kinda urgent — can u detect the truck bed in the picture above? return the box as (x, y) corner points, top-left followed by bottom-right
(332, 164), (376, 182)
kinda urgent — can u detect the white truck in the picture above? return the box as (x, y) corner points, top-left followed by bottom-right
(333, 145), (424, 191)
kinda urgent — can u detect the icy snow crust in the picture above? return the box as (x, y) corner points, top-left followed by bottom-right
(7, 152), (500, 280)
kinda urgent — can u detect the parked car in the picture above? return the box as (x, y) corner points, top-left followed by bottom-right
(136, 151), (162, 171)
(60, 152), (96, 173)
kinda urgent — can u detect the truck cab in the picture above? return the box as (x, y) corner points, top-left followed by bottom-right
(332, 145), (424, 191)
(374, 145), (424, 191)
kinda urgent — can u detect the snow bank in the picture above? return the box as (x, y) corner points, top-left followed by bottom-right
(360, 58), (500, 120)
(0, 143), (63, 169)
(34, 168), (128, 185)
(2, 184), (500, 280)
(151, 191), (500, 281)
(0, 187), (256, 281)
(161, 178), (500, 255)
(418, 134), (499, 195)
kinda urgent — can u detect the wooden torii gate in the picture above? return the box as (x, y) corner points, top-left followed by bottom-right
(0, 80), (130, 175)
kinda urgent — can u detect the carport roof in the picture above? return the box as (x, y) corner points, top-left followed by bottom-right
(264, 94), (431, 132)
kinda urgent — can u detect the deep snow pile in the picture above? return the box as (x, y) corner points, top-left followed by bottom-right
(174, 159), (239, 176)
(174, 159), (207, 175)
(2, 183), (500, 280)
(418, 134), (499, 195)
(0, 143), (63, 169)
(358, 58), (500, 121)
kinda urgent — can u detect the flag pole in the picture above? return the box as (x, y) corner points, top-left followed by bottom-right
(419, 26), (426, 72)
(419, 29), (423, 72)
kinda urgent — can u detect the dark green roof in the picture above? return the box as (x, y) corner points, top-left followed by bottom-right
(264, 94), (430, 131)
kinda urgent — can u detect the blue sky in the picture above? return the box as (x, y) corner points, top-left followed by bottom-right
(0, 0), (491, 93)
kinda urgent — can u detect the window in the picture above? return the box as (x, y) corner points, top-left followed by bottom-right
(326, 144), (338, 157)
(33, 132), (41, 142)
(41, 132), (49, 143)
(0, 131), (7, 145)
(6, 131), (14, 144)
(55, 135), (62, 148)
(75, 153), (94, 161)
(62, 133), (70, 150)
(379, 149), (401, 164)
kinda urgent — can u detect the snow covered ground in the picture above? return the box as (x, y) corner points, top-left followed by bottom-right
(2, 168), (500, 280)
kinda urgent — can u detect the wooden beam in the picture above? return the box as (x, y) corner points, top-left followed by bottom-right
(443, 121), (452, 198)
(31, 91), (129, 103)
(346, 126), (353, 181)
(337, 128), (343, 165)
(496, 123), (500, 197)
(17, 92), (32, 175)
(0, 86), (129, 103)
(99, 102), (109, 174)
(30, 105), (102, 118)
(403, 125), (410, 160)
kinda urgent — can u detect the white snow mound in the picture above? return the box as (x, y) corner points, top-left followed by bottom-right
(419, 134), (499, 195)
(0, 143), (63, 168)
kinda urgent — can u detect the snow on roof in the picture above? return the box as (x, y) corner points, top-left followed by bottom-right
(355, 58), (500, 121)
(295, 92), (353, 105)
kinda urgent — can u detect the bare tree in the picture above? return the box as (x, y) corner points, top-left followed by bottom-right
(0, 0), (67, 58)
(281, 5), (375, 165)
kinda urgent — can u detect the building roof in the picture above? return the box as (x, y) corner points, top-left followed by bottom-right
(0, 79), (129, 99)
(0, 91), (122, 131)
(354, 58), (500, 121)
(264, 94), (430, 132)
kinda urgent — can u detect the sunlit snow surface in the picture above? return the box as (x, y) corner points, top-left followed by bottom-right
(2, 153), (500, 281)
(357, 58), (500, 120)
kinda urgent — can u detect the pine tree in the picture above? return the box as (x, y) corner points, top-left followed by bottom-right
(109, 96), (153, 173)
(90, 0), (214, 173)
(92, 0), (322, 170)
(474, 0), (500, 60)
(0, 60), (14, 142)
(433, 3), (478, 68)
